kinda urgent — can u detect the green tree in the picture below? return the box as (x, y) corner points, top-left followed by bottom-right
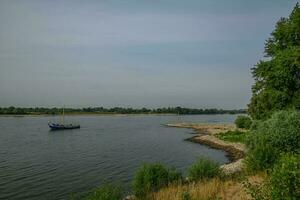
(248, 3), (300, 119)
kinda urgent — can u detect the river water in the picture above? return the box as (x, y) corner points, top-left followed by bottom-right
(0, 114), (237, 200)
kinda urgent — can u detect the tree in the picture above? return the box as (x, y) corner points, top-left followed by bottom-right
(248, 3), (300, 119)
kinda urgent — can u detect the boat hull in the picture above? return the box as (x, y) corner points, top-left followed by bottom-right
(48, 123), (80, 130)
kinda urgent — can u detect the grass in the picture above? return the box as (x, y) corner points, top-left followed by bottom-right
(216, 130), (247, 143)
(188, 158), (222, 182)
(150, 177), (249, 200)
(150, 172), (268, 200)
(71, 184), (123, 200)
(132, 163), (182, 198)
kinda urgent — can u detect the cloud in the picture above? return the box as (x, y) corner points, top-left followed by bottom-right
(0, 0), (297, 108)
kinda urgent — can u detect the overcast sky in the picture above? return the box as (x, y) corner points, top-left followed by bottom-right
(0, 0), (298, 108)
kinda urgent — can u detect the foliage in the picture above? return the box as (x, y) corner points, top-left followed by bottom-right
(269, 153), (300, 200)
(132, 163), (182, 198)
(245, 110), (300, 172)
(245, 154), (300, 200)
(0, 106), (246, 115)
(151, 178), (240, 200)
(248, 3), (300, 119)
(84, 184), (123, 200)
(243, 179), (271, 200)
(249, 119), (261, 131)
(217, 130), (247, 143)
(244, 139), (279, 172)
(249, 110), (300, 153)
(182, 191), (192, 200)
(235, 115), (252, 129)
(187, 158), (222, 182)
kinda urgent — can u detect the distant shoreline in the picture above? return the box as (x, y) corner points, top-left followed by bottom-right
(0, 107), (247, 116)
(0, 112), (242, 117)
(0, 113), (179, 117)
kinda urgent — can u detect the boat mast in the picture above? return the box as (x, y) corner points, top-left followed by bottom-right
(61, 107), (65, 125)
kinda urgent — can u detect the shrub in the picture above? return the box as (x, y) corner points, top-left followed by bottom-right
(246, 153), (300, 200)
(245, 110), (300, 171)
(269, 153), (300, 200)
(235, 115), (252, 129)
(264, 110), (300, 153)
(188, 158), (221, 182)
(132, 163), (182, 198)
(84, 184), (123, 200)
(249, 120), (260, 130)
(244, 139), (279, 172)
(249, 110), (300, 153)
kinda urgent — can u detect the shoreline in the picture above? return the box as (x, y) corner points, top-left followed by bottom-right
(186, 135), (245, 162)
(0, 113), (243, 117)
(165, 123), (246, 174)
(0, 113), (179, 117)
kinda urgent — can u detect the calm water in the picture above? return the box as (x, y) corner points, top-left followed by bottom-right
(0, 114), (237, 200)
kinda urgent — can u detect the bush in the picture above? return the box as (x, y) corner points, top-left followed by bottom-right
(235, 115), (252, 129)
(245, 110), (300, 171)
(246, 153), (300, 200)
(249, 120), (261, 131)
(249, 110), (300, 153)
(269, 153), (300, 200)
(132, 163), (182, 198)
(84, 184), (123, 200)
(188, 158), (221, 182)
(244, 139), (279, 172)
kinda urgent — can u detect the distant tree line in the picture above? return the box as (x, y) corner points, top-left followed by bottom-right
(0, 106), (246, 115)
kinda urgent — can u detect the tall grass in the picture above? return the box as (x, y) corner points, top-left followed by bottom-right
(244, 139), (279, 172)
(84, 184), (123, 200)
(151, 177), (249, 200)
(132, 163), (182, 199)
(188, 158), (222, 182)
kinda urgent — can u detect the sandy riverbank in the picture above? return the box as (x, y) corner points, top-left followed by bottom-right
(165, 123), (246, 174)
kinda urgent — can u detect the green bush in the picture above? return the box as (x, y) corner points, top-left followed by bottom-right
(269, 153), (300, 200)
(132, 163), (182, 198)
(249, 110), (300, 153)
(244, 139), (279, 172)
(245, 110), (300, 171)
(235, 115), (252, 129)
(249, 120), (261, 131)
(84, 184), (123, 200)
(188, 158), (221, 182)
(246, 153), (300, 200)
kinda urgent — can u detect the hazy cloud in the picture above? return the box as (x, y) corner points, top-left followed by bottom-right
(0, 0), (298, 108)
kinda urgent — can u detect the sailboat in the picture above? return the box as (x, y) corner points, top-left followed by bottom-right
(48, 107), (80, 130)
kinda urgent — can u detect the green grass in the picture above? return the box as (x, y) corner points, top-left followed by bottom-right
(133, 163), (182, 198)
(216, 130), (247, 143)
(188, 158), (222, 182)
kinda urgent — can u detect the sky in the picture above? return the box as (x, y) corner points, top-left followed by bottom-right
(0, 0), (298, 109)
